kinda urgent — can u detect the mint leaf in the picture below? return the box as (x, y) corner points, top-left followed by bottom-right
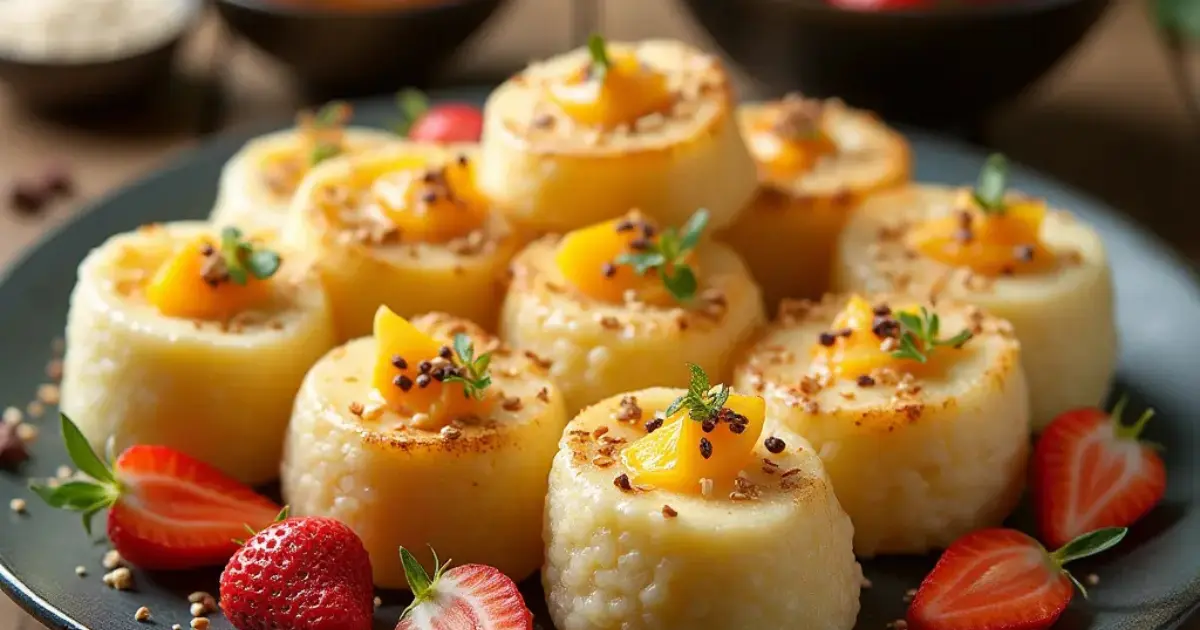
(587, 33), (611, 82)
(973, 153), (1009, 213)
(60, 414), (114, 484)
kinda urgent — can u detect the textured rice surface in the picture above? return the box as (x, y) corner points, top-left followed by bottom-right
(500, 237), (764, 415)
(478, 40), (757, 233)
(280, 143), (520, 339)
(544, 388), (861, 630)
(209, 127), (398, 234)
(833, 185), (1115, 429)
(281, 314), (568, 588)
(734, 294), (1030, 555)
(60, 221), (336, 484)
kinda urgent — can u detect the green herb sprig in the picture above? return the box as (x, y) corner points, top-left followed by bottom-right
(219, 227), (281, 286)
(587, 33), (612, 82)
(972, 153), (1010, 214)
(614, 209), (708, 303)
(1049, 527), (1127, 597)
(890, 308), (974, 364)
(391, 89), (431, 137)
(443, 333), (493, 400)
(665, 364), (730, 422)
(306, 101), (352, 165)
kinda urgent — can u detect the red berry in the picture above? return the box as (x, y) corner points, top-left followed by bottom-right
(407, 104), (484, 143)
(1032, 399), (1166, 548)
(221, 516), (374, 630)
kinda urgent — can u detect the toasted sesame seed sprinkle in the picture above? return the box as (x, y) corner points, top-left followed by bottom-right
(134, 607), (151, 622)
(191, 619), (210, 630)
(187, 592), (212, 604)
(613, 473), (633, 492)
(9, 498), (26, 513)
(102, 550), (123, 569)
(592, 425), (609, 438)
(190, 602), (207, 617)
(75, 566), (87, 577)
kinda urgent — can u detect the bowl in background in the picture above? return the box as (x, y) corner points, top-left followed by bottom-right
(679, 0), (1111, 129)
(214, 0), (508, 98)
(0, 0), (202, 113)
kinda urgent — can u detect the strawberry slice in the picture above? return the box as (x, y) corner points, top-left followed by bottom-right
(30, 414), (281, 570)
(393, 89), (483, 143)
(908, 527), (1126, 630)
(1032, 397), (1166, 548)
(395, 546), (533, 630)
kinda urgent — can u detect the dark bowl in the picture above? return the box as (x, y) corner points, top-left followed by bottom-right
(679, 0), (1111, 128)
(214, 0), (507, 98)
(0, 0), (202, 113)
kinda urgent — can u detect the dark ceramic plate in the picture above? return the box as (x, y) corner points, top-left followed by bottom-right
(1, 91), (1198, 630)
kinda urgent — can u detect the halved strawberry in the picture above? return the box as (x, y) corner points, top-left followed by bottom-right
(1032, 397), (1166, 548)
(908, 527), (1126, 630)
(30, 414), (281, 570)
(393, 89), (483, 143)
(395, 546), (533, 630)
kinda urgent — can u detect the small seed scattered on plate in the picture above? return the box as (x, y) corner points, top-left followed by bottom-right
(191, 618), (210, 630)
(134, 606), (151, 622)
(9, 498), (26, 514)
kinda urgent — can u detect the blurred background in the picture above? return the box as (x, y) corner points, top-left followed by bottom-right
(0, 0), (1197, 626)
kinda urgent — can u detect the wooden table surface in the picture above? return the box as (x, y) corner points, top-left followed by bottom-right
(1, 0), (1198, 627)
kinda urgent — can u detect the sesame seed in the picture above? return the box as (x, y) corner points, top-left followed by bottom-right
(74, 566), (87, 577)
(187, 592), (212, 604)
(661, 505), (678, 518)
(9, 498), (26, 513)
(173, 625), (183, 630)
(190, 602), (207, 617)
(191, 619), (210, 630)
(15, 423), (38, 442)
(134, 607), (151, 622)
(104, 567), (133, 590)
(2, 406), (22, 425)
(592, 455), (615, 468)
(102, 550), (123, 569)
(37, 384), (60, 405)
(592, 425), (609, 438)
(440, 425), (462, 440)
(764, 436), (786, 454)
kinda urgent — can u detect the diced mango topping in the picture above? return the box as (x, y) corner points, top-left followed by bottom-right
(371, 306), (490, 426)
(555, 213), (665, 304)
(909, 199), (1055, 277)
(811, 295), (972, 379)
(622, 392), (765, 495)
(911, 153), (1056, 277)
(546, 36), (673, 128)
(747, 95), (838, 179)
(369, 154), (489, 244)
(555, 210), (706, 305)
(145, 231), (278, 321)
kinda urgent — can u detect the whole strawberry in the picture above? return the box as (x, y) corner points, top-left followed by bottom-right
(220, 516), (374, 630)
